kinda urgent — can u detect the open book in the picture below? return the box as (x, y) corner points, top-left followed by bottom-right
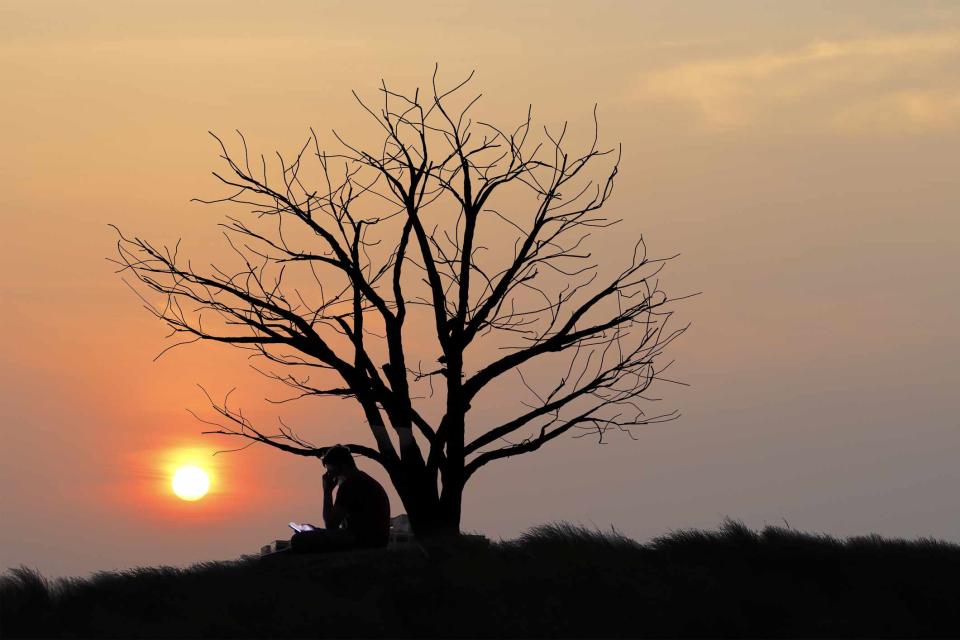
(288, 522), (317, 533)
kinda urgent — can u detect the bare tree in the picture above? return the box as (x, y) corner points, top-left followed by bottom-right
(113, 71), (688, 538)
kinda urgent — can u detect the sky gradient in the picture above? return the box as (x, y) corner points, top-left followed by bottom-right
(2, 0), (959, 577)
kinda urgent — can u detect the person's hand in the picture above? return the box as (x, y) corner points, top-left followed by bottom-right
(322, 470), (337, 492)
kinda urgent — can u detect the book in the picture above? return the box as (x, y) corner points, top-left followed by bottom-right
(288, 522), (316, 533)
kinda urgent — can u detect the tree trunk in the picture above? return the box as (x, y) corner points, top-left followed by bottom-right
(408, 506), (460, 539)
(394, 471), (461, 540)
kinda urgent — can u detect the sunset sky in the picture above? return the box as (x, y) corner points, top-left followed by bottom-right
(2, 1), (959, 578)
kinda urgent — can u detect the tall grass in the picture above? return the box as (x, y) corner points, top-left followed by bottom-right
(3, 520), (959, 638)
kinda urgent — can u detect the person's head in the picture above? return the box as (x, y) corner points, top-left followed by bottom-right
(321, 444), (356, 479)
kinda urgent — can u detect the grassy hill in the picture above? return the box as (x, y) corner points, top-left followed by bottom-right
(3, 520), (959, 638)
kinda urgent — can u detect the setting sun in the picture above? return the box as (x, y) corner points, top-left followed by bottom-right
(171, 466), (210, 502)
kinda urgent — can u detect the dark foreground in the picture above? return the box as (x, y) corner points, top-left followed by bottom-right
(3, 520), (960, 638)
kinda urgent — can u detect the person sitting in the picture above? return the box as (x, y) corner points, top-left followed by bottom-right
(288, 444), (391, 554)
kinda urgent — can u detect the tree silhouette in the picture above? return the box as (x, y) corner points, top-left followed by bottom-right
(113, 71), (688, 538)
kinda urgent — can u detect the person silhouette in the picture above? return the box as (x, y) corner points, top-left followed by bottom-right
(286, 445), (391, 554)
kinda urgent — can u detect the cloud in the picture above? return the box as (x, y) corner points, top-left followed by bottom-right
(831, 88), (960, 134)
(639, 30), (960, 134)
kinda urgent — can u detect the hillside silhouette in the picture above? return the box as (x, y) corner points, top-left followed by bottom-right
(3, 520), (960, 638)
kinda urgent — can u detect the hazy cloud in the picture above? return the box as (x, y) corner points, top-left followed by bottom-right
(640, 30), (960, 134)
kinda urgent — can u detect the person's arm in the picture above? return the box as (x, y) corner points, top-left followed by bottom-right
(322, 473), (346, 530)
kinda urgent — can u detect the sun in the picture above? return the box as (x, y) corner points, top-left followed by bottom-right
(171, 465), (210, 501)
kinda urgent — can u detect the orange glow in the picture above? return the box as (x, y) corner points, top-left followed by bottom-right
(113, 444), (233, 519)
